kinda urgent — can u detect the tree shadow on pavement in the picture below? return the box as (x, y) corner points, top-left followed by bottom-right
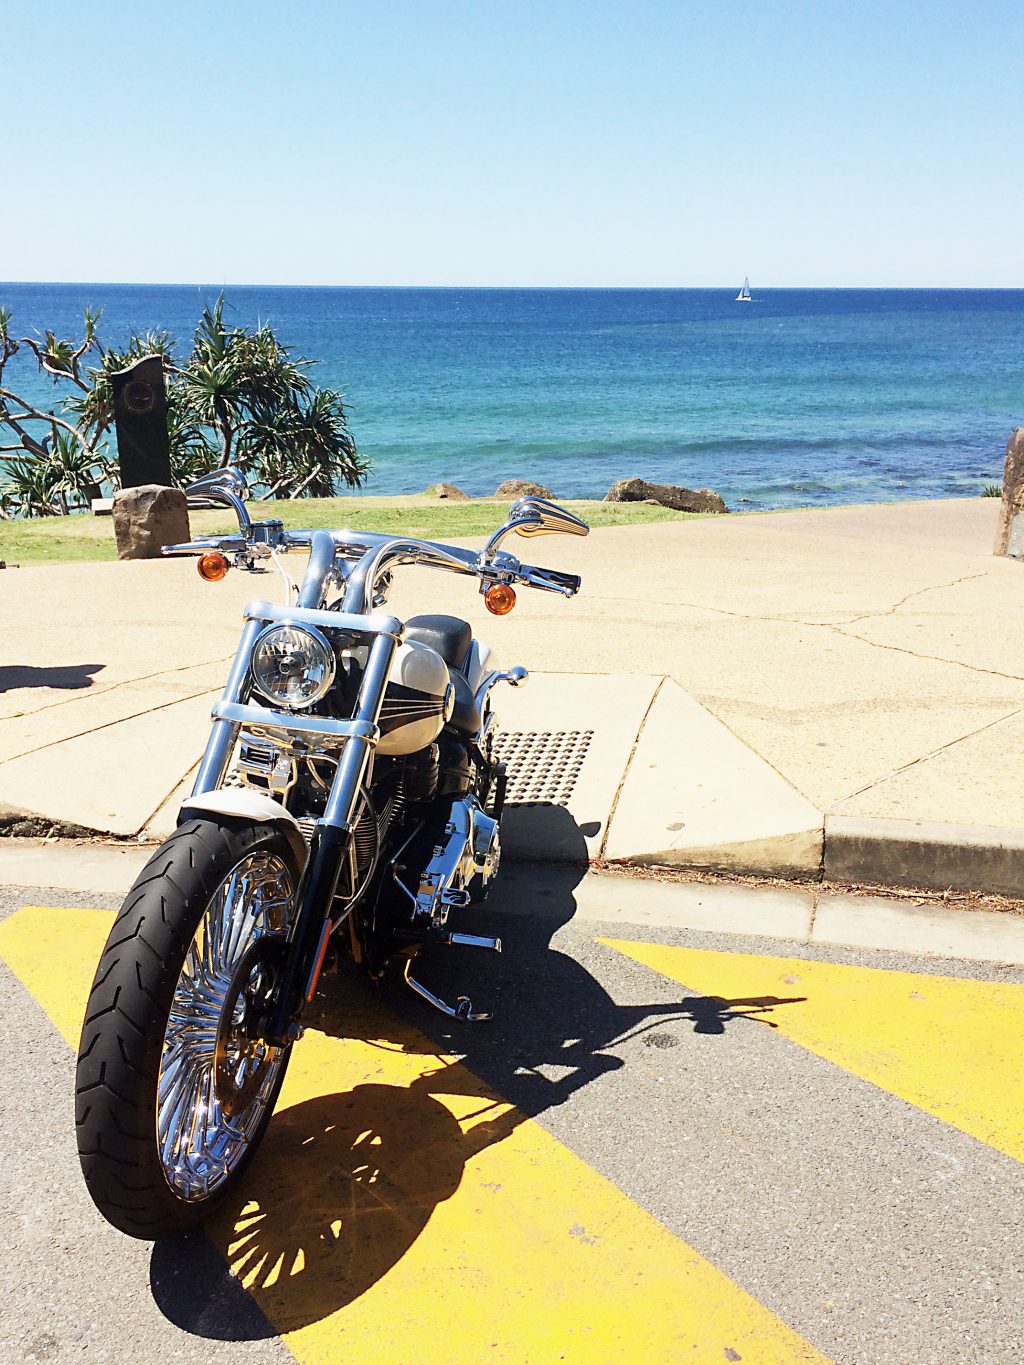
(150, 805), (805, 1340)
(0, 663), (104, 693)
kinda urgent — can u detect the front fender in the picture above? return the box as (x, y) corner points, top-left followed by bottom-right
(179, 788), (307, 869)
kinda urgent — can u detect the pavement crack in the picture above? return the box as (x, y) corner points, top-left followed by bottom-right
(0, 654), (233, 722)
(807, 889), (820, 941)
(602, 588), (1024, 685)
(832, 704), (1024, 807)
(135, 758), (202, 837)
(602, 573), (1004, 642)
(817, 624), (1024, 685)
(597, 676), (665, 860)
(838, 572), (991, 626)
(0, 688), (217, 765)
(597, 595), (796, 622)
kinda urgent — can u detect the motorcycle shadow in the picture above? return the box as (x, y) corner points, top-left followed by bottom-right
(150, 985), (523, 1340)
(151, 806), (805, 1339)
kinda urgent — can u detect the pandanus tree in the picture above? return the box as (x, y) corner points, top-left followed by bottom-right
(0, 305), (115, 515)
(0, 296), (367, 516)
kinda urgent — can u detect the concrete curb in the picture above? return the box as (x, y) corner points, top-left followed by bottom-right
(823, 815), (1024, 898)
(494, 866), (1024, 966)
(7, 812), (1024, 902)
(5, 841), (1023, 965)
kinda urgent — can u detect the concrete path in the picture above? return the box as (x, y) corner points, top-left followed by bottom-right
(3, 498), (1024, 892)
(2, 873), (1023, 1364)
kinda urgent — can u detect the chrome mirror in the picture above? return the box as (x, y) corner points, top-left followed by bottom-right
(509, 497), (589, 539)
(481, 497), (589, 561)
(184, 466), (249, 502)
(183, 466), (251, 530)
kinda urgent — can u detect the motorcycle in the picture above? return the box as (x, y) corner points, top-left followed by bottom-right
(75, 468), (588, 1238)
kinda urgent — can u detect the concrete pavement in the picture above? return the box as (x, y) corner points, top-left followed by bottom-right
(4, 497), (1024, 893)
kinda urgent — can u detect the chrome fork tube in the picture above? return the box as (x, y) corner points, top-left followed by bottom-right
(323, 631), (398, 828)
(266, 628), (399, 1040)
(296, 529), (337, 609)
(192, 617), (263, 797)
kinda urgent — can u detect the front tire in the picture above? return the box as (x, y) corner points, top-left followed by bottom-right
(75, 817), (301, 1238)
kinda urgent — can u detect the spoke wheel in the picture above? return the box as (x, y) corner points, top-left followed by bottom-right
(76, 817), (302, 1239)
(157, 852), (293, 1202)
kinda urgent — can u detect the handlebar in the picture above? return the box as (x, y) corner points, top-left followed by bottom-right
(166, 475), (587, 612)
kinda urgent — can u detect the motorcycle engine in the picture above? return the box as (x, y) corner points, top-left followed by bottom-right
(407, 794), (500, 927)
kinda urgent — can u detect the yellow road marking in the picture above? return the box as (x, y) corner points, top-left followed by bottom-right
(602, 939), (1024, 1163)
(0, 905), (830, 1364)
(0, 904), (109, 1048)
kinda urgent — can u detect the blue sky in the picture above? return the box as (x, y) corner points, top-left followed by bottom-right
(3, 0), (1022, 286)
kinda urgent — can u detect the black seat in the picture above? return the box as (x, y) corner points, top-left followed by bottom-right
(448, 667), (481, 737)
(404, 614), (473, 674)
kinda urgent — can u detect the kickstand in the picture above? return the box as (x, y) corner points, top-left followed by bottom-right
(402, 959), (492, 1022)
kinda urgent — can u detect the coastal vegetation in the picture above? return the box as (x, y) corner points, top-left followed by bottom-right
(0, 297), (365, 516)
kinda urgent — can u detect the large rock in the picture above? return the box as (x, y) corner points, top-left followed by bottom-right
(604, 477), (728, 514)
(994, 429), (1024, 558)
(494, 478), (556, 500)
(425, 482), (469, 501)
(112, 485), (190, 560)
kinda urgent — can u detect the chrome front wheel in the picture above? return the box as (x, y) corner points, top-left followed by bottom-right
(157, 850), (293, 1202)
(76, 819), (300, 1238)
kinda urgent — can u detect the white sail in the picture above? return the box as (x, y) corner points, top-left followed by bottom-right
(736, 276), (752, 302)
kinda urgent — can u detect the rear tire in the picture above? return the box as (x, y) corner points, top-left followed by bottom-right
(75, 817), (300, 1238)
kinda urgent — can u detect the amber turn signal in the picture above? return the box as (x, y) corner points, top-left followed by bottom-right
(197, 551), (229, 582)
(484, 582), (517, 616)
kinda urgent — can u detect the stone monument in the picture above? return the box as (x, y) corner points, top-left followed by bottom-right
(111, 355), (173, 489)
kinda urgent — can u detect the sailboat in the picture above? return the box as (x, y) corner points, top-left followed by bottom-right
(735, 276), (752, 302)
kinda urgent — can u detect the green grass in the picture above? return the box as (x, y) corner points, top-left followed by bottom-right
(0, 496), (693, 565)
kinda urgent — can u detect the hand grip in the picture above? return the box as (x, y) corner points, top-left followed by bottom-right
(520, 565), (582, 596)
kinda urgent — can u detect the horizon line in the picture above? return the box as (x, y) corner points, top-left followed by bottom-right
(2, 281), (1023, 292)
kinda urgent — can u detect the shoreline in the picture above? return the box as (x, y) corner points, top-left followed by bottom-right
(1, 286), (1012, 512)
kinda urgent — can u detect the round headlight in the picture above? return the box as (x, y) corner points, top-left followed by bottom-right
(250, 624), (336, 709)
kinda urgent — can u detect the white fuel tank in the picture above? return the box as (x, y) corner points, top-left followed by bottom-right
(377, 639), (454, 756)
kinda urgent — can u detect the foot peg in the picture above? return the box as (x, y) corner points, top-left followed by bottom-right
(447, 932), (502, 952)
(402, 959), (494, 1022)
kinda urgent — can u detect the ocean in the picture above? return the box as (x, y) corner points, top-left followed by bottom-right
(2, 284), (1021, 509)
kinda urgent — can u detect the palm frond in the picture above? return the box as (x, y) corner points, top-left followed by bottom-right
(1, 452), (64, 516)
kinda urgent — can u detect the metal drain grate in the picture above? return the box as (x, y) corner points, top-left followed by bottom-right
(494, 730), (593, 806)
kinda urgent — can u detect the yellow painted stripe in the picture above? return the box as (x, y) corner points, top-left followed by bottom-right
(0, 904), (111, 1048)
(602, 939), (1024, 1163)
(1, 905), (830, 1364)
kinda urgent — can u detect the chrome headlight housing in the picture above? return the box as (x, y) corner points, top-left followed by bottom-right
(250, 624), (336, 709)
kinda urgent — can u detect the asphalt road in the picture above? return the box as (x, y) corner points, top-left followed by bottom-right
(2, 866), (1022, 1364)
